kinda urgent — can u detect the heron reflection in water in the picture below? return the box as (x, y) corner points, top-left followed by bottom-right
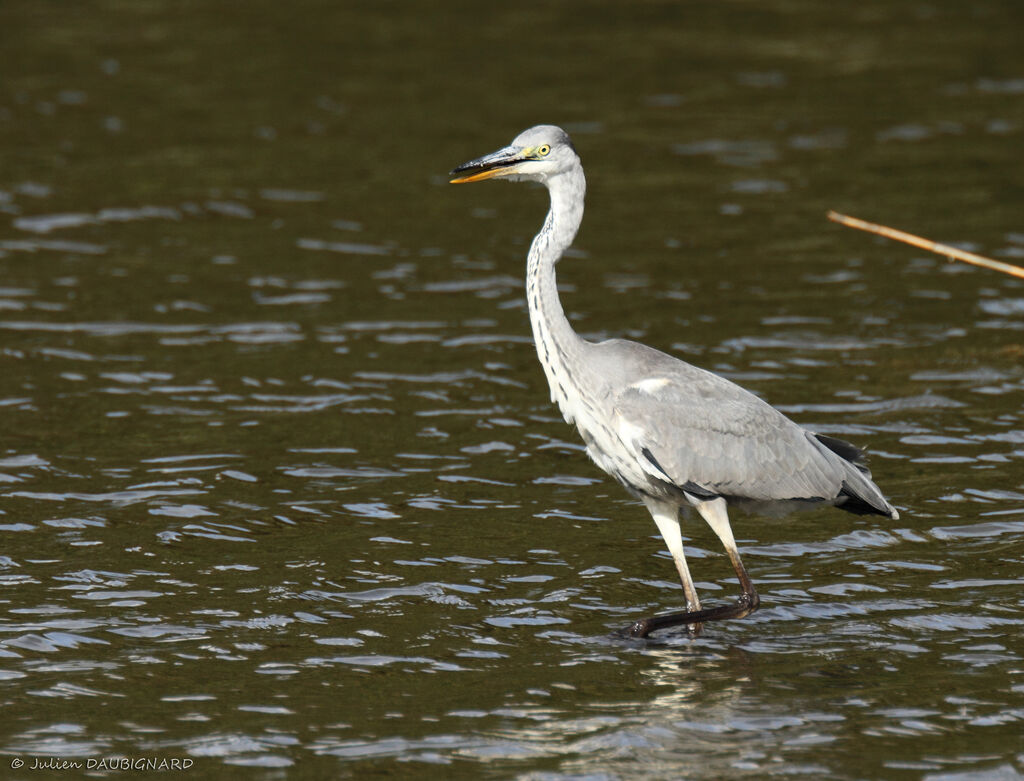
(450, 125), (898, 638)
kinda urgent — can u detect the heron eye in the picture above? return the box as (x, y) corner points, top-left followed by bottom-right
(537, 144), (551, 157)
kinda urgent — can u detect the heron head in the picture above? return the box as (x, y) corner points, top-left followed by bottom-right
(450, 125), (577, 185)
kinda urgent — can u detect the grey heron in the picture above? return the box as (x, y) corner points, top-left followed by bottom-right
(450, 125), (899, 638)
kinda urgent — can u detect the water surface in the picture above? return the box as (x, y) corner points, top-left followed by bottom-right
(1, 1), (1023, 778)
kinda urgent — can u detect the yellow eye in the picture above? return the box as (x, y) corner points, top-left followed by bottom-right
(537, 144), (551, 157)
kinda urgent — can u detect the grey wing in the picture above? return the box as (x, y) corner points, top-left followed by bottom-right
(609, 369), (853, 504)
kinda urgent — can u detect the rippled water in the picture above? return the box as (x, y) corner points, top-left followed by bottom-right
(2, 1), (1023, 778)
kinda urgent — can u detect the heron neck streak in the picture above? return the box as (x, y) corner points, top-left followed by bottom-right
(526, 163), (588, 422)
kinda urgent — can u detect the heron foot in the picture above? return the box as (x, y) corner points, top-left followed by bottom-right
(625, 591), (760, 638)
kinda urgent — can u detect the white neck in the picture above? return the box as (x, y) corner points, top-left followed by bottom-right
(525, 163), (588, 422)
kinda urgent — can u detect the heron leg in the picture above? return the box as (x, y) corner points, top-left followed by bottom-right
(695, 496), (759, 610)
(644, 498), (702, 624)
(626, 497), (759, 638)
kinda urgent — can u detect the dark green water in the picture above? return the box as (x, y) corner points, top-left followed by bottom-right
(2, 1), (1023, 778)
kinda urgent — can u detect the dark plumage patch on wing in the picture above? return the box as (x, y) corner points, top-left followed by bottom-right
(680, 482), (721, 500)
(640, 446), (719, 500)
(815, 433), (867, 469)
(640, 447), (670, 478)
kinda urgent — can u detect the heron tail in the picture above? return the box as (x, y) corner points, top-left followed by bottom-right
(812, 433), (900, 520)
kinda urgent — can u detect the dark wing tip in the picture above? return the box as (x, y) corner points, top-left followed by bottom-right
(814, 433), (867, 469)
(837, 480), (899, 519)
